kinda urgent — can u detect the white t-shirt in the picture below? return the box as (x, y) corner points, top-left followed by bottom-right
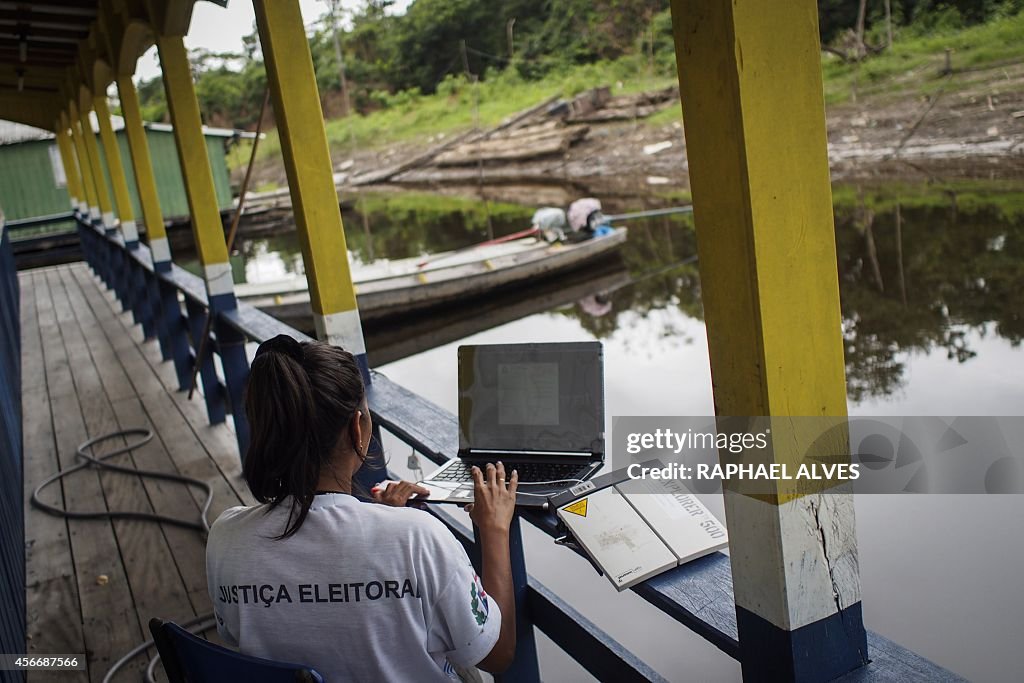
(206, 493), (500, 682)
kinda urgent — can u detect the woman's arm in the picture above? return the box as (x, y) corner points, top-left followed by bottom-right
(467, 462), (519, 673)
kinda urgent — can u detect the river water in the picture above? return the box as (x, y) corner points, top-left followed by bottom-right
(182, 182), (1024, 681)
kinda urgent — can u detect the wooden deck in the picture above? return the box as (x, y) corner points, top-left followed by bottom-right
(20, 262), (253, 683)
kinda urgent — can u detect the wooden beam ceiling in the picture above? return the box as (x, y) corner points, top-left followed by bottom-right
(0, 26), (90, 44)
(0, 8), (93, 29)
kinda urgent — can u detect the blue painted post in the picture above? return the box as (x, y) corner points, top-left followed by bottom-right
(92, 218), (105, 278)
(81, 220), (95, 274)
(502, 517), (541, 683)
(76, 220), (91, 267)
(87, 224), (98, 271)
(116, 245), (135, 314)
(132, 259), (155, 340)
(122, 257), (146, 327)
(111, 233), (136, 317)
(465, 517), (541, 683)
(112, 240), (126, 304)
(159, 273), (192, 391)
(91, 220), (106, 283)
(109, 235), (126, 301)
(146, 267), (172, 358)
(103, 229), (118, 293)
(209, 298), (251, 458)
(92, 228), (104, 280)
(183, 298), (225, 424)
(85, 222), (101, 277)
(147, 271), (171, 356)
(112, 237), (150, 335)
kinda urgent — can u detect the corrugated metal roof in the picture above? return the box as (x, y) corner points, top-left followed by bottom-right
(0, 115), (256, 147)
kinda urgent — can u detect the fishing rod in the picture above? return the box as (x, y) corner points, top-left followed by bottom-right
(605, 205), (693, 222)
(415, 225), (540, 269)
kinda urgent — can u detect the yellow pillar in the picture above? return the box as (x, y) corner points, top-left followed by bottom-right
(253, 0), (366, 364)
(669, 1), (866, 680)
(93, 92), (139, 246)
(117, 75), (171, 266)
(76, 100), (116, 230)
(54, 119), (83, 213)
(156, 34), (232, 299)
(156, 33), (251, 452)
(67, 104), (100, 223)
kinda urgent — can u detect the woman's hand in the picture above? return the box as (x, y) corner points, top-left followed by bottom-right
(467, 462), (519, 673)
(466, 462), (519, 536)
(372, 480), (430, 507)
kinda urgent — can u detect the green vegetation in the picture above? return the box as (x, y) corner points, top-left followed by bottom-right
(246, 58), (676, 165)
(831, 180), (1024, 221)
(128, 1), (1023, 169)
(821, 7), (1024, 104)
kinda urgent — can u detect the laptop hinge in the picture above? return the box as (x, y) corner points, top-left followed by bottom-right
(464, 449), (596, 458)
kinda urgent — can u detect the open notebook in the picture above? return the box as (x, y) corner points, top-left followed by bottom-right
(555, 475), (728, 591)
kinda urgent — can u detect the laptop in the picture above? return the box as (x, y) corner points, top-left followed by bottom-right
(420, 341), (605, 507)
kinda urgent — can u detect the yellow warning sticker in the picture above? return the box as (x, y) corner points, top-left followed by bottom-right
(562, 498), (588, 517)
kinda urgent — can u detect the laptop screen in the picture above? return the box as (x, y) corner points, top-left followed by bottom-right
(458, 342), (604, 455)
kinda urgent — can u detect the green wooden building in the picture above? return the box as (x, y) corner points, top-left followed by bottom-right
(0, 118), (236, 223)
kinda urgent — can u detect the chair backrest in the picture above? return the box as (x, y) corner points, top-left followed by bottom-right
(149, 618), (325, 683)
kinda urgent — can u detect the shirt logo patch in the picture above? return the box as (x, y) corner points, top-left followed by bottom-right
(470, 578), (489, 626)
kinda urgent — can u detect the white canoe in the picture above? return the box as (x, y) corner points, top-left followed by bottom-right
(236, 227), (628, 322)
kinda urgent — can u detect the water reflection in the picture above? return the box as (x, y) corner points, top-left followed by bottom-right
(833, 186), (1024, 403)
(180, 183), (1024, 408)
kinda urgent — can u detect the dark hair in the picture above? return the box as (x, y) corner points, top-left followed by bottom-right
(243, 334), (366, 538)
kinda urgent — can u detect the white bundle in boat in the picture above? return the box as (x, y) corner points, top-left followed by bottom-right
(532, 207), (567, 243)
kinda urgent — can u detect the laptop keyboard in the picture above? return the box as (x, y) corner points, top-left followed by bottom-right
(433, 461), (590, 484)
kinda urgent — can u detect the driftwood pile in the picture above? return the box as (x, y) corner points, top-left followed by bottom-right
(345, 84), (680, 183)
(565, 85), (678, 124)
(427, 85), (678, 168)
(435, 120), (590, 166)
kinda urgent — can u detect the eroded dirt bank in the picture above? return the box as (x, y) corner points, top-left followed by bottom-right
(243, 59), (1024, 204)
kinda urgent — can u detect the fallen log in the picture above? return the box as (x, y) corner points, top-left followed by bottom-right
(435, 126), (588, 166)
(349, 95), (561, 186)
(567, 101), (675, 124)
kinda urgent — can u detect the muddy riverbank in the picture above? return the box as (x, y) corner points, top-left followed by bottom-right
(242, 58), (1024, 201)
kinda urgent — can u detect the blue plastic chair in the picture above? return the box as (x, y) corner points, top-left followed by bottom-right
(149, 618), (325, 683)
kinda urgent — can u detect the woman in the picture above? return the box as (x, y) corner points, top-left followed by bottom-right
(206, 335), (518, 681)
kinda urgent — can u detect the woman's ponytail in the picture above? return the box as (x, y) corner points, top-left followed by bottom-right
(242, 334), (365, 537)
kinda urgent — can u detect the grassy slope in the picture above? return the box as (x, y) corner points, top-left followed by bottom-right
(239, 57), (677, 174)
(235, 11), (1024, 174)
(822, 10), (1024, 104)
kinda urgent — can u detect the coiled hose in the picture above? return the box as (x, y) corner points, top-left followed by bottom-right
(30, 428), (218, 682)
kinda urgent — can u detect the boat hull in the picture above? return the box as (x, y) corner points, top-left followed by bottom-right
(244, 227), (627, 324)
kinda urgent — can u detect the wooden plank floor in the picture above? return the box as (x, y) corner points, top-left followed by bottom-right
(20, 263), (251, 683)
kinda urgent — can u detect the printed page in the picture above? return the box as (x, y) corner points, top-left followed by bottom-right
(556, 487), (676, 591)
